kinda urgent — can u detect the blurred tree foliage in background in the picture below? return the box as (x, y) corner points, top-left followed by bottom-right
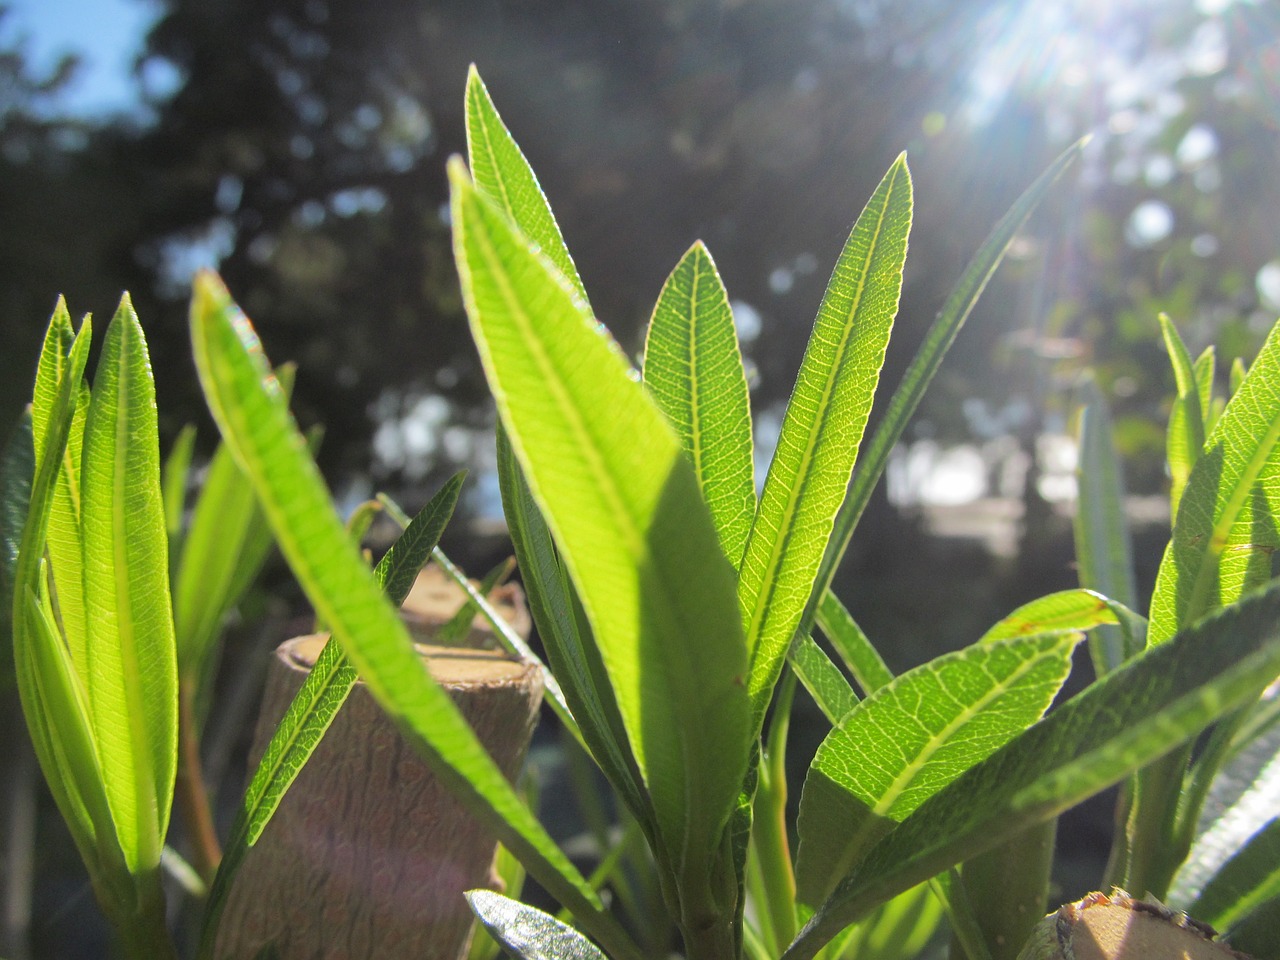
(1, 0), (1278, 532)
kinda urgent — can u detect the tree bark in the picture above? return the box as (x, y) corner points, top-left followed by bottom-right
(216, 630), (542, 960)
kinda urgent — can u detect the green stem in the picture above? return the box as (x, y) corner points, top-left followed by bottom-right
(753, 673), (798, 951)
(1119, 744), (1191, 899)
(108, 870), (179, 960)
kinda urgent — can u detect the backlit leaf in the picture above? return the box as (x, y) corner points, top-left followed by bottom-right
(739, 155), (911, 727)
(468, 889), (608, 960)
(784, 579), (1280, 960)
(1149, 317), (1280, 645)
(80, 296), (177, 873)
(795, 633), (1078, 907)
(643, 241), (755, 566)
(450, 160), (750, 896)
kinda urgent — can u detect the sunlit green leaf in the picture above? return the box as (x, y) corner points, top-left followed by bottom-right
(789, 634), (859, 726)
(495, 426), (654, 836)
(80, 296), (177, 874)
(816, 590), (893, 696)
(1194, 345), (1218, 437)
(643, 241), (756, 566)
(189, 273), (636, 959)
(978, 588), (1145, 654)
(807, 142), (1084, 650)
(0, 412), (34, 632)
(739, 155), (911, 726)
(1190, 818), (1280, 932)
(784, 579), (1280, 960)
(465, 65), (588, 306)
(1149, 317), (1280, 645)
(794, 633), (1078, 907)
(1161, 313), (1205, 520)
(450, 160), (749, 897)
(162, 424), (196, 545)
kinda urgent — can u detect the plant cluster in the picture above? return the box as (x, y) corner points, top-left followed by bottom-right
(1, 67), (1278, 960)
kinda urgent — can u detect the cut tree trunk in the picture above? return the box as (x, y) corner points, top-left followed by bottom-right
(217, 602), (541, 960)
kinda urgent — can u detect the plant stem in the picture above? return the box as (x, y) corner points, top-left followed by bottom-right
(1118, 744), (1190, 899)
(108, 870), (180, 960)
(753, 673), (798, 951)
(175, 676), (222, 885)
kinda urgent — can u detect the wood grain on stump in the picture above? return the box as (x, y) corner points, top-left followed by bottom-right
(216, 634), (543, 960)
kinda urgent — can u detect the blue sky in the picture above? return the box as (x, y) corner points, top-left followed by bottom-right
(4, 0), (159, 115)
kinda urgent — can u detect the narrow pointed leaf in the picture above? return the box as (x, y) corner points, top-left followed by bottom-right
(31, 297), (76, 463)
(202, 473), (464, 955)
(80, 296), (177, 873)
(978, 588), (1145, 653)
(1161, 313), (1206, 519)
(450, 161), (749, 885)
(795, 633), (1078, 907)
(496, 427), (655, 835)
(807, 142), (1084, 644)
(739, 155), (912, 725)
(465, 65), (588, 306)
(643, 241), (756, 565)
(1073, 381), (1142, 674)
(162, 424), (196, 543)
(1195, 345), (1218, 436)
(1190, 818), (1280, 932)
(816, 591), (894, 695)
(46, 379), (89, 676)
(790, 633), (859, 726)
(1, 412), (34, 619)
(468, 889), (608, 960)
(1149, 317), (1280, 645)
(784, 579), (1280, 960)
(189, 273), (637, 958)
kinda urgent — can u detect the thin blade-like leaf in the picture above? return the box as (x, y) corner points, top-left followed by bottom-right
(1161, 313), (1206, 520)
(1190, 818), (1280, 932)
(468, 889), (608, 960)
(162, 424), (196, 544)
(784, 579), (1280, 960)
(189, 273), (635, 959)
(739, 156), (912, 726)
(978, 588), (1145, 652)
(80, 296), (177, 873)
(201, 473), (464, 956)
(794, 633), (1078, 907)
(495, 426), (654, 833)
(450, 160), (749, 888)
(643, 241), (756, 565)
(807, 143), (1085, 645)
(1073, 380), (1142, 674)
(1, 412), (34, 621)
(465, 65), (588, 306)
(1149, 317), (1280, 644)
(816, 591), (894, 695)
(789, 634), (859, 726)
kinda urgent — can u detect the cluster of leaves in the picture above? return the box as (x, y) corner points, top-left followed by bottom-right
(2, 65), (1279, 960)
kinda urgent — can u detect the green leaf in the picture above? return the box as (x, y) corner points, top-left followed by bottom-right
(202, 473), (465, 955)
(1160, 313), (1206, 520)
(173, 427), (275, 693)
(31, 296), (77, 464)
(1171, 723), (1280, 925)
(807, 142), (1084, 646)
(162, 424), (196, 544)
(739, 155), (912, 726)
(816, 591), (893, 696)
(643, 241), (756, 566)
(1195, 345), (1218, 437)
(79, 295), (177, 874)
(833, 880), (942, 960)
(794, 632), (1078, 907)
(450, 161), (749, 893)
(467, 890), (608, 960)
(495, 426), (654, 834)
(1, 412), (34, 631)
(189, 273), (635, 958)
(1149, 317), (1280, 645)
(465, 65), (588, 306)
(1073, 380), (1142, 675)
(978, 588), (1145, 653)
(789, 634), (859, 726)
(1224, 893), (1280, 960)
(1190, 819), (1280, 932)
(784, 579), (1280, 960)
